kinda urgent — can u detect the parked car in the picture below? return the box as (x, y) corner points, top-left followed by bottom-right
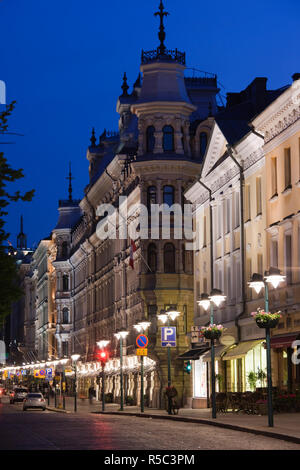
(10, 387), (28, 404)
(23, 393), (46, 411)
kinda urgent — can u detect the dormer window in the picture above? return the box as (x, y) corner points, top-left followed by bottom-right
(146, 126), (155, 153)
(163, 125), (174, 152)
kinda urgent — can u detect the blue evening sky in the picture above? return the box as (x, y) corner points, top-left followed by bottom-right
(0, 0), (299, 247)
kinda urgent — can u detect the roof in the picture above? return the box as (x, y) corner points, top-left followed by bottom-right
(222, 340), (263, 361)
(177, 347), (209, 360)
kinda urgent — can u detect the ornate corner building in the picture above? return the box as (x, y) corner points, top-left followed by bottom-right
(44, 2), (219, 407)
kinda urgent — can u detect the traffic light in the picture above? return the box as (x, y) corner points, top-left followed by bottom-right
(184, 361), (192, 374)
(97, 349), (109, 365)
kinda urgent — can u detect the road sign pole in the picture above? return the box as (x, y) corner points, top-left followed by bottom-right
(102, 364), (105, 412)
(141, 355), (144, 413)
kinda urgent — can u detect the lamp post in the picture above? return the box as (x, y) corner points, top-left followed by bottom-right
(114, 331), (129, 411)
(157, 309), (181, 415)
(134, 322), (151, 413)
(71, 354), (80, 412)
(97, 340), (110, 412)
(249, 267), (285, 427)
(198, 289), (226, 419)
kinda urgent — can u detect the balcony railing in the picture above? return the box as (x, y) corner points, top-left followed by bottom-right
(141, 48), (186, 65)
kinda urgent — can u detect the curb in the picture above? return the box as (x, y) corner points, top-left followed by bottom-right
(92, 411), (300, 446)
(46, 406), (71, 414)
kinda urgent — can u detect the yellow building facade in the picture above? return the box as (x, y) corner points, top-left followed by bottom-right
(252, 75), (300, 392)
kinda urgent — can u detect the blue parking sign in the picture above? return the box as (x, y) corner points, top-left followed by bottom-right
(161, 327), (176, 347)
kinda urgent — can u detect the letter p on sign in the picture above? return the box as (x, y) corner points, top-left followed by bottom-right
(161, 327), (176, 347)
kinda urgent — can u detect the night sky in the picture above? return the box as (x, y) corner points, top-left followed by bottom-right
(1, 0), (299, 248)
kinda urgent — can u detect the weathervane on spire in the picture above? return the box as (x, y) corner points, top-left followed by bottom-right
(154, 1), (169, 54)
(66, 162), (74, 201)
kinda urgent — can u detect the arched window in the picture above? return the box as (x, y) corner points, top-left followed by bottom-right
(163, 185), (174, 206)
(62, 308), (69, 324)
(147, 186), (157, 210)
(147, 243), (157, 273)
(146, 126), (155, 153)
(62, 274), (69, 292)
(164, 243), (175, 273)
(162, 125), (174, 152)
(199, 132), (207, 159)
(61, 241), (68, 259)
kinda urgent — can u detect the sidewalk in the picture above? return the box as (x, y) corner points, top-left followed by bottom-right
(46, 397), (300, 445)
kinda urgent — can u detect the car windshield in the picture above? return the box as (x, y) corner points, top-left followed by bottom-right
(16, 389), (28, 393)
(27, 393), (42, 398)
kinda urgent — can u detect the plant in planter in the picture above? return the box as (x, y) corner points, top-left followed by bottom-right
(126, 396), (135, 406)
(257, 368), (267, 388)
(255, 399), (268, 415)
(247, 371), (258, 391)
(200, 324), (225, 340)
(104, 392), (113, 403)
(251, 308), (282, 328)
(215, 374), (223, 391)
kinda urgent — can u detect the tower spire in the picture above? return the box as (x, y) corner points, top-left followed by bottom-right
(17, 215), (27, 250)
(154, 1), (169, 54)
(90, 127), (96, 147)
(121, 72), (129, 96)
(66, 162), (74, 201)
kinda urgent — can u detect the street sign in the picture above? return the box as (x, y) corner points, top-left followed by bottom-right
(136, 334), (148, 349)
(136, 348), (148, 356)
(191, 326), (207, 344)
(161, 327), (176, 347)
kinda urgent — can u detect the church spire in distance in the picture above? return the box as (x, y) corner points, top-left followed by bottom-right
(66, 162), (74, 201)
(17, 215), (27, 250)
(154, 1), (169, 55)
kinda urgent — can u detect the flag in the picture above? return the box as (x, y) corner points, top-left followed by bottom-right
(129, 239), (137, 269)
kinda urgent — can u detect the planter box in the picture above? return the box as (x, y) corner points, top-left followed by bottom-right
(256, 318), (279, 329)
(203, 330), (222, 340)
(255, 403), (268, 415)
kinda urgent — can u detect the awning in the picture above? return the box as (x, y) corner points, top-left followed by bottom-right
(271, 333), (300, 349)
(202, 345), (230, 362)
(222, 340), (263, 361)
(177, 347), (209, 360)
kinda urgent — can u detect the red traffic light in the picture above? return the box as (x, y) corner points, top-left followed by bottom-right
(97, 349), (109, 363)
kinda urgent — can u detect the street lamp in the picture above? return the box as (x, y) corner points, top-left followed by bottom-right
(249, 267), (285, 427)
(198, 289), (226, 419)
(157, 308), (180, 415)
(134, 321), (151, 412)
(96, 340), (110, 412)
(114, 330), (129, 411)
(71, 354), (80, 412)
